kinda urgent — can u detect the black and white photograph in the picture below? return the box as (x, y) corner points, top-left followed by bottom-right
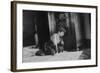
(22, 10), (91, 62)
(11, 1), (97, 71)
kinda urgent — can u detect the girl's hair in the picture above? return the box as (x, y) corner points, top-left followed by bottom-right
(57, 27), (66, 33)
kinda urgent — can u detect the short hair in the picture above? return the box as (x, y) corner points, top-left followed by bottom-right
(58, 27), (66, 33)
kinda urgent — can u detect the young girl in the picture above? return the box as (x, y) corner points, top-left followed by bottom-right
(36, 28), (66, 56)
(50, 28), (66, 53)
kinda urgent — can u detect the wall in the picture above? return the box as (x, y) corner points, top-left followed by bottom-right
(72, 13), (91, 48)
(23, 10), (36, 47)
(84, 14), (91, 39)
(0, 0), (99, 73)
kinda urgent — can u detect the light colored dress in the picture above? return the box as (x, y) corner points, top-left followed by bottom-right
(50, 33), (61, 52)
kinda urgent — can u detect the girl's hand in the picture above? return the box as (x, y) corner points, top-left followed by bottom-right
(61, 40), (64, 45)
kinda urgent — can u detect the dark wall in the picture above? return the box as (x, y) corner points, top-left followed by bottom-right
(23, 10), (36, 47)
(63, 13), (91, 51)
(36, 11), (50, 50)
(79, 13), (91, 48)
(23, 10), (50, 48)
(63, 13), (77, 51)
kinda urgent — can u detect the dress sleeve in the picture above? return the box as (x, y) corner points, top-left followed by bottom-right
(51, 34), (57, 46)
